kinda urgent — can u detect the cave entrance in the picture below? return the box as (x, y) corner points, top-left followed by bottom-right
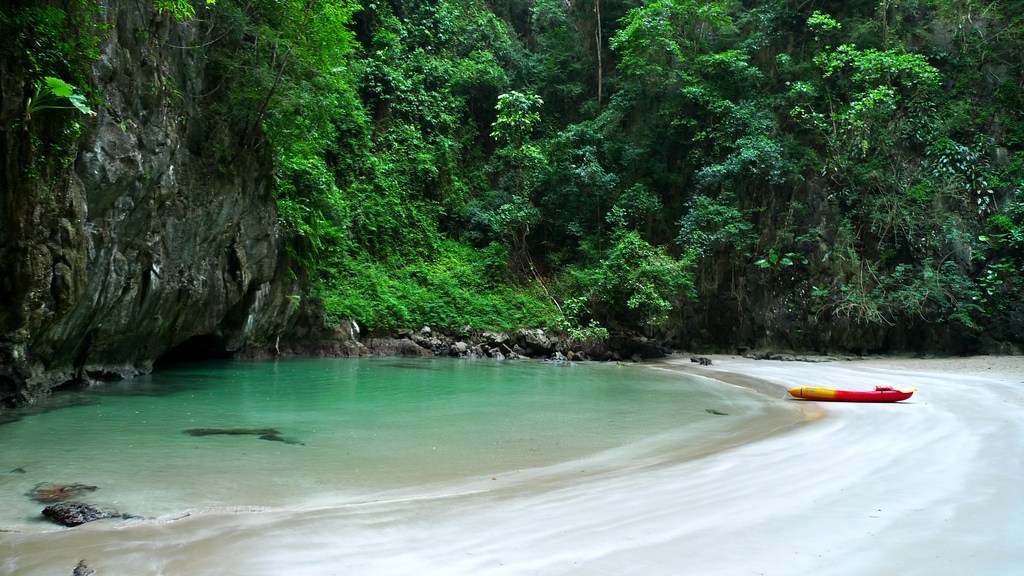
(154, 334), (234, 368)
(1, 375), (23, 409)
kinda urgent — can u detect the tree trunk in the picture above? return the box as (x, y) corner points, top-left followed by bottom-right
(595, 0), (603, 108)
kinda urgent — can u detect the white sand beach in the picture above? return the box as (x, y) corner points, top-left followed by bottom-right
(3, 355), (1023, 575)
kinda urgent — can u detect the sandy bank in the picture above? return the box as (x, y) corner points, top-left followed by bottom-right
(2, 355), (1022, 575)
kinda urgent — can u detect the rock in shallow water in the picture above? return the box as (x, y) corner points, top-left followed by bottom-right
(42, 502), (117, 527)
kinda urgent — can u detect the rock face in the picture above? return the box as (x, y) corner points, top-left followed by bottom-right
(0, 2), (306, 404)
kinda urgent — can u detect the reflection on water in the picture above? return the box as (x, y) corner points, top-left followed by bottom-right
(0, 357), (790, 531)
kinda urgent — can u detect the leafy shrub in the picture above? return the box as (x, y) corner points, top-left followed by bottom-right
(561, 228), (694, 331)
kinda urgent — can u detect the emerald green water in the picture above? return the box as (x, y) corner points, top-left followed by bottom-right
(0, 357), (789, 530)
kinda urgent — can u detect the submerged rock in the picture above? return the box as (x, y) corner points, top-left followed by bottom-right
(257, 433), (305, 446)
(184, 427), (281, 437)
(185, 427), (304, 445)
(42, 502), (117, 527)
(27, 482), (99, 504)
(71, 560), (94, 576)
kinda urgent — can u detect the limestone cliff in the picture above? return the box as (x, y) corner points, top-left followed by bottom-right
(1, 2), (302, 405)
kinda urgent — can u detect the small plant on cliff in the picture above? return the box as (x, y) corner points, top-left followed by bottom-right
(23, 76), (94, 131)
(755, 248), (807, 271)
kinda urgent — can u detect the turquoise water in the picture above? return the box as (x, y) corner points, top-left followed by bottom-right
(0, 357), (789, 530)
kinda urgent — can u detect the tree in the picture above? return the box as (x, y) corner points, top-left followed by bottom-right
(563, 217), (694, 331)
(471, 91), (546, 271)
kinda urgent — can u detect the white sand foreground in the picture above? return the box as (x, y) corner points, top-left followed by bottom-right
(3, 355), (1023, 575)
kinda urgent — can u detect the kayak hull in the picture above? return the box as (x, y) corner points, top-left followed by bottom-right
(787, 386), (915, 402)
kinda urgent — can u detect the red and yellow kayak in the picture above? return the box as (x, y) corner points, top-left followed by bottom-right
(787, 385), (915, 403)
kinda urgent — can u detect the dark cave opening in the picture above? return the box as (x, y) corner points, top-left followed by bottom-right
(0, 375), (23, 409)
(154, 334), (235, 368)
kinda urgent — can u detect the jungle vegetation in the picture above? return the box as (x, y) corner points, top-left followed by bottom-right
(10, 0), (1024, 351)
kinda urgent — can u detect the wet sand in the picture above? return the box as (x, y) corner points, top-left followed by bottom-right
(2, 355), (1023, 575)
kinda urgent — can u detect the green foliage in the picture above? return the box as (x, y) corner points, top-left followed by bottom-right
(155, 0), (215, 20)
(760, 7), (1020, 335)
(529, 0), (592, 122)
(530, 121), (623, 256)
(791, 33), (942, 166)
(612, 183), (661, 228)
(492, 91), (543, 145)
(139, 0), (1023, 344)
(198, 0), (562, 332)
(467, 90), (547, 271)
(807, 10), (842, 39)
(976, 199), (1024, 309)
(3, 2), (103, 167)
(561, 226), (694, 330)
(611, 0), (737, 80)
(824, 260), (982, 328)
(121, 0), (1024, 343)
(318, 240), (558, 331)
(755, 249), (807, 270)
(675, 193), (753, 260)
(223, 0), (361, 267)
(925, 136), (997, 215)
(7, 0), (1024, 351)
(4, 3), (102, 80)
(606, 0), (793, 201)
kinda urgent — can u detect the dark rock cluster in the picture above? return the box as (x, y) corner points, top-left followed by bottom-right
(363, 326), (667, 363)
(41, 502), (118, 527)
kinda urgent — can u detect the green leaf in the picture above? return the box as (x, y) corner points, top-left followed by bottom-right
(67, 93), (95, 115)
(45, 76), (75, 98)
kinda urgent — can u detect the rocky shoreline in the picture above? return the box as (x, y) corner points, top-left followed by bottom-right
(244, 325), (673, 366)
